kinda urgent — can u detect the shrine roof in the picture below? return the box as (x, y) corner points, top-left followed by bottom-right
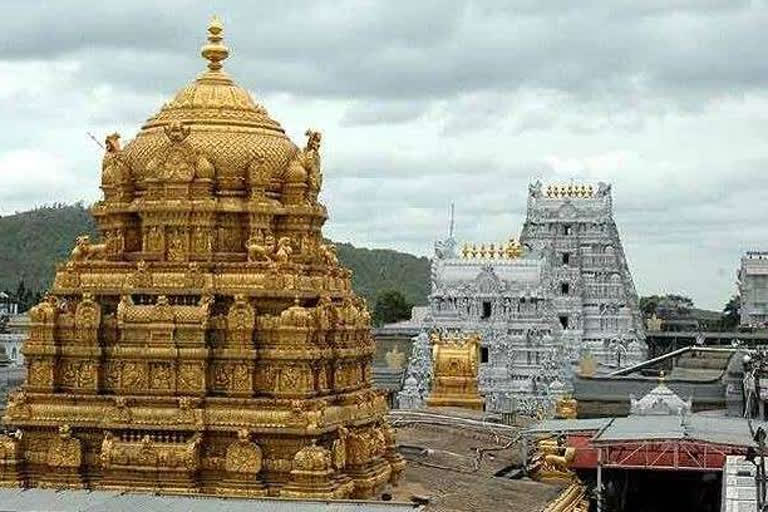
(592, 415), (766, 447)
(529, 414), (766, 449)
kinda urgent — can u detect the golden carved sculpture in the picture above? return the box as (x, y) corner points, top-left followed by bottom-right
(542, 481), (590, 512)
(0, 430), (23, 487)
(528, 438), (577, 484)
(425, 332), (485, 410)
(555, 395), (578, 420)
(1, 16), (403, 500)
(461, 238), (522, 260)
(544, 184), (595, 199)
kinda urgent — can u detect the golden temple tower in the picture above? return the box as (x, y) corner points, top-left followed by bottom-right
(0, 16), (404, 499)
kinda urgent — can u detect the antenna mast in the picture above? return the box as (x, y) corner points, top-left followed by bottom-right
(449, 202), (455, 239)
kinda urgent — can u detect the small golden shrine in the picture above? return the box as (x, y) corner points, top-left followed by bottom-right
(425, 332), (484, 410)
(0, 16), (404, 499)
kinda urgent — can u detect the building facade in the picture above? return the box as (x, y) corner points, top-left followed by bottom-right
(0, 314), (26, 367)
(0, 293), (19, 316)
(399, 182), (646, 414)
(739, 251), (768, 328)
(0, 295), (24, 367)
(399, 238), (571, 413)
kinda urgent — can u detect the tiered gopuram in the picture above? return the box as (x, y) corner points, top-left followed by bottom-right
(399, 181), (646, 415)
(0, 17), (404, 498)
(521, 181), (646, 366)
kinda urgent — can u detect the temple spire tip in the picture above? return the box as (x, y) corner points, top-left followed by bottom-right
(201, 15), (229, 71)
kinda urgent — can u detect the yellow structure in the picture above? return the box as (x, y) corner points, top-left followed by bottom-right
(0, 16), (404, 499)
(460, 238), (523, 259)
(425, 332), (484, 410)
(542, 481), (590, 512)
(554, 395), (578, 419)
(531, 437), (589, 512)
(544, 184), (595, 199)
(528, 438), (577, 484)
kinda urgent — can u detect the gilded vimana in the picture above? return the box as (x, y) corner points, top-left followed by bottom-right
(0, 16), (404, 499)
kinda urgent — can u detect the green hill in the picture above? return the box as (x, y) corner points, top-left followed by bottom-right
(0, 204), (429, 309)
(335, 242), (430, 308)
(0, 204), (99, 295)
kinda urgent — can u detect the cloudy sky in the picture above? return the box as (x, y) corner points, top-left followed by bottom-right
(1, 1), (766, 309)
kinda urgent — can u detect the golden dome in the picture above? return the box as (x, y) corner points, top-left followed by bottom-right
(121, 15), (298, 195)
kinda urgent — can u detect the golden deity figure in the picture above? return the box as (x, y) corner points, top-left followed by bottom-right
(528, 437), (577, 484)
(554, 395), (578, 420)
(425, 332), (485, 410)
(1, 16), (404, 499)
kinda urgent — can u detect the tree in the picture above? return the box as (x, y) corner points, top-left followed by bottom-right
(15, 280), (27, 307)
(639, 294), (694, 319)
(639, 295), (661, 318)
(12, 278), (38, 313)
(372, 290), (413, 327)
(722, 295), (741, 330)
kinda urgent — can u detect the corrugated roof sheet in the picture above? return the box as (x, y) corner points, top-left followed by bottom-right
(593, 416), (686, 442)
(525, 418), (612, 434)
(592, 414), (768, 447)
(529, 413), (766, 449)
(0, 489), (421, 512)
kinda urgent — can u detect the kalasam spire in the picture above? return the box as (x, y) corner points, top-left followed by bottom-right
(200, 15), (229, 72)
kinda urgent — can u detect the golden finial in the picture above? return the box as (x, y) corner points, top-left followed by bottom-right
(201, 15), (229, 71)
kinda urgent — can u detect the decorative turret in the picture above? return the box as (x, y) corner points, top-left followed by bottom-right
(629, 373), (692, 416)
(460, 238), (523, 260)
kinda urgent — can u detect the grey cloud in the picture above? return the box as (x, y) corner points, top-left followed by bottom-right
(340, 100), (428, 126)
(3, 1), (768, 107)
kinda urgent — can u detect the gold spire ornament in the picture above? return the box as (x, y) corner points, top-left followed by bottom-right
(200, 15), (229, 71)
(0, 17), (404, 499)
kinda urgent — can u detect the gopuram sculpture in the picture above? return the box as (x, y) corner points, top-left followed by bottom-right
(522, 181), (646, 367)
(400, 235), (571, 414)
(0, 16), (404, 499)
(399, 181), (646, 416)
